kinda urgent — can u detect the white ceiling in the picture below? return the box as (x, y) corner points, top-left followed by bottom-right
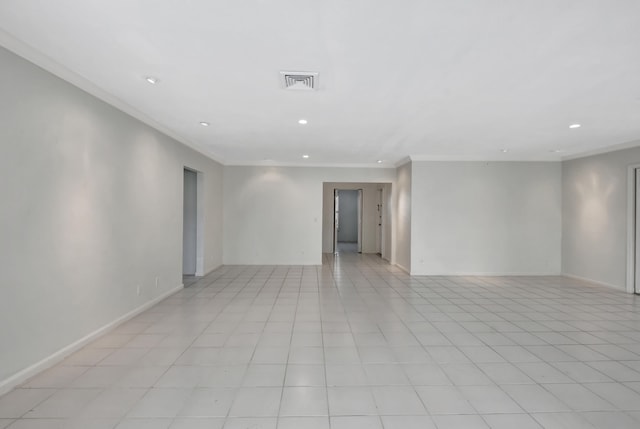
(1, 0), (640, 166)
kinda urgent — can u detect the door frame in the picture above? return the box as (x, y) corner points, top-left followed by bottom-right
(183, 167), (205, 277)
(626, 163), (640, 293)
(333, 189), (339, 254)
(333, 188), (363, 254)
(376, 187), (383, 255)
(356, 188), (363, 253)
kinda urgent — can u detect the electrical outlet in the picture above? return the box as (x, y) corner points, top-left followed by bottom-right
(136, 285), (140, 296)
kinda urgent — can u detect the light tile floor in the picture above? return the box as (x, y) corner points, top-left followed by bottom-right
(2, 253), (640, 428)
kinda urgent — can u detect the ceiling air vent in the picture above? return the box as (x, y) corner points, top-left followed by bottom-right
(281, 71), (318, 90)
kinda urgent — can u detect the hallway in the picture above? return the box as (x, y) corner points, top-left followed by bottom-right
(335, 242), (358, 254)
(2, 255), (640, 428)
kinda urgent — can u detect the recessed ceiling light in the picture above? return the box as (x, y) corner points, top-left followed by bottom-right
(302, 154), (309, 159)
(569, 123), (581, 129)
(298, 119), (308, 125)
(145, 76), (158, 84)
(377, 160), (383, 164)
(549, 149), (565, 153)
(199, 121), (210, 127)
(500, 149), (509, 153)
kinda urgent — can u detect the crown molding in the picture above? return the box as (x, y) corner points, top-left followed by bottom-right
(0, 29), (226, 165)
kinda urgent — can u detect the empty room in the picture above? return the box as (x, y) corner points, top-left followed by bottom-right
(2, 1), (640, 429)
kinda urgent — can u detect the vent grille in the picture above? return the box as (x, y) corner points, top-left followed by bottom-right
(281, 71), (318, 90)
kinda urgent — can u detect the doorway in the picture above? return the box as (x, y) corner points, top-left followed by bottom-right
(376, 187), (383, 255)
(636, 168), (640, 294)
(333, 189), (363, 254)
(183, 168), (202, 278)
(323, 182), (392, 260)
(627, 165), (640, 293)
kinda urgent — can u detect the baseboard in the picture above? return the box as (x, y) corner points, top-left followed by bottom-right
(195, 263), (223, 277)
(199, 264), (222, 277)
(562, 273), (625, 291)
(0, 283), (184, 396)
(395, 263), (411, 274)
(409, 271), (562, 276)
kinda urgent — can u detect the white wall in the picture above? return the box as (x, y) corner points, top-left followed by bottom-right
(411, 161), (561, 275)
(322, 183), (388, 254)
(562, 145), (640, 290)
(223, 166), (396, 265)
(0, 46), (223, 390)
(395, 162), (412, 273)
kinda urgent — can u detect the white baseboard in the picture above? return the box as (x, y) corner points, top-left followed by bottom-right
(0, 283), (184, 396)
(409, 271), (562, 276)
(201, 264), (222, 277)
(562, 273), (625, 291)
(195, 263), (223, 277)
(395, 263), (410, 274)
